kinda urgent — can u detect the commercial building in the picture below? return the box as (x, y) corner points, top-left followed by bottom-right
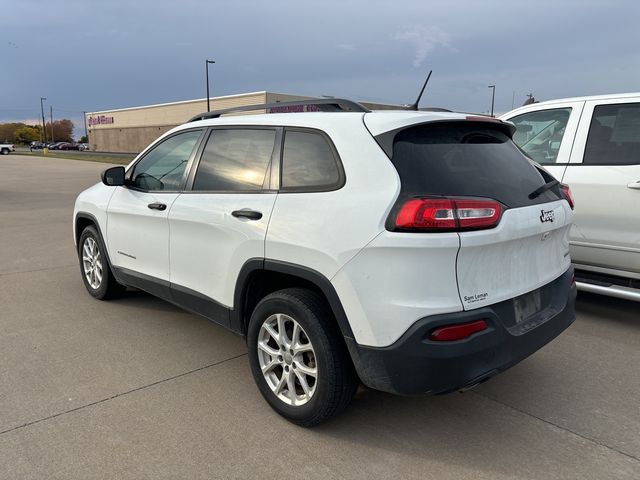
(85, 91), (401, 153)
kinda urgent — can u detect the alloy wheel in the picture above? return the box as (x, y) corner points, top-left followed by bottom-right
(257, 313), (318, 406)
(82, 237), (103, 289)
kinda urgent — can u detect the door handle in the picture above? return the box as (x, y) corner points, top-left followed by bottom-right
(627, 181), (640, 190)
(231, 209), (263, 220)
(147, 202), (167, 211)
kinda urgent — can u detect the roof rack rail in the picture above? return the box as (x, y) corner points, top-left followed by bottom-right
(418, 107), (452, 112)
(188, 98), (370, 122)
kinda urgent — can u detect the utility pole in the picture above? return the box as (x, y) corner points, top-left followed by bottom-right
(40, 97), (47, 143)
(488, 85), (496, 117)
(83, 111), (88, 141)
(205, 59), (215, 112)
(50, 106), (54, 143)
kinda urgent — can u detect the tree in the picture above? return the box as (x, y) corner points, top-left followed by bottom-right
(14, 125), (41, 144)
(0, 122), (23, 143)
(78, 135), (88, 143)
(45, 119), (74, 142)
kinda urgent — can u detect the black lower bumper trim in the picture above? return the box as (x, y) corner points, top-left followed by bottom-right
(346, 268), (577, 395)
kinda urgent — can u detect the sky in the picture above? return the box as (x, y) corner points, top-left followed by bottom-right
(2, 0), (639, 138)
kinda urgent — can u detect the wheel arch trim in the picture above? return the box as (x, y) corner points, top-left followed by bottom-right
(232, 259), (355, 340)
(74, 212), (121, 284)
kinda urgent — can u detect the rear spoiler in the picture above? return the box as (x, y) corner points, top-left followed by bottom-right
(373, 117), (517, 158)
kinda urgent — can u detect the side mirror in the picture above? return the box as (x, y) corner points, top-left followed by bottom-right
(101, 166), (125, 186)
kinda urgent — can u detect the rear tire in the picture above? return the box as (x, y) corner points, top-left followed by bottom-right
(78, 225), (125, 300)
(247, 288), (358, 427)
(1, 148), (9, 155)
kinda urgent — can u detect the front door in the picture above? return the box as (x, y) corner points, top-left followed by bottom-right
(106, 129), (203, 294)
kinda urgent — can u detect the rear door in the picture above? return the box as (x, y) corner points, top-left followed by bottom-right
(168, 127), (280, 321)
(561, 99), (640, 274)
(389, 122), (572, 311)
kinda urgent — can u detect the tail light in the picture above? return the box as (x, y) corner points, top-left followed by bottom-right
(560, 183), (574, 210)
(429, 319), (488, 341)
(394, 197), (502, 232)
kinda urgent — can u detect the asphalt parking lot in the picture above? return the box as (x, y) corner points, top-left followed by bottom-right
(1, 154), (639, 479)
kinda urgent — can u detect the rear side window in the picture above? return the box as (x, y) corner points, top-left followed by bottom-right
(390, 123), (559, 208)
(281, 130), (342, 191)
(509, 108), (571, 164)
(192, 129), (276, 191)
(584, 103), (640, 165)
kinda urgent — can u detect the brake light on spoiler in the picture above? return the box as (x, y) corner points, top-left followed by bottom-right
(395, 197), (503, 232)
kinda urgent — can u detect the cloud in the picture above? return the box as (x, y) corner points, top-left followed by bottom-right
(394, 25), (452, 67)
(336, 43), (356, 51)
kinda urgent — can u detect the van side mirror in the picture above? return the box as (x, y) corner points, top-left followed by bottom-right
(101, 166), (125, 186)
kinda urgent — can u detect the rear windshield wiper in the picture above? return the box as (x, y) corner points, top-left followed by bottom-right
(528, 179), (559, 199)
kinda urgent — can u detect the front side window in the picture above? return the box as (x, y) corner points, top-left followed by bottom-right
(131, 130), (202, 191)
(584, 103), (640, 165)
(192, 129), (276, 191)
(509, 108), (571, 164)
(281, 130), (342, 190)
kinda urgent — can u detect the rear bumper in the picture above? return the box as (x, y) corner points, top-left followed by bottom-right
(346, 268), (577, 395)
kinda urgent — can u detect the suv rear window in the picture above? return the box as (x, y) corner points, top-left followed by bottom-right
(389, 122), (560, 208)
(281, 130), (343, 191)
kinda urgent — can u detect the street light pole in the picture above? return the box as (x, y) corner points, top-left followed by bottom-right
(50, 105), (54, 143)
(206, 59), (215, 112)
(488, 85), (496, 117)
(40, 97), (47, 143)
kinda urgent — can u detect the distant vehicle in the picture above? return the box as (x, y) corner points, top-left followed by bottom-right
(0, 143), (15, 155)
(47, 142), (65, 150)
(30, 142), (47, 151)
(502, 92), (640, 302)
(59, 143), (80, 151)
(78, 143), (90, 151)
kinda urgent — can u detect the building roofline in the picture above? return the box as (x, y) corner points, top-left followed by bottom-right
(86, 91), (270, 115)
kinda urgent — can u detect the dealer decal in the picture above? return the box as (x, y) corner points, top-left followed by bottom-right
(464, 292), (489, 304)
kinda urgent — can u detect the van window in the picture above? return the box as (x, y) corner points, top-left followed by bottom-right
(509, 108), (571, 164)
(584, 103), (640, 165)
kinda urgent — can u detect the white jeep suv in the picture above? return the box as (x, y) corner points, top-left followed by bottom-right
(74, 99), (577, 426)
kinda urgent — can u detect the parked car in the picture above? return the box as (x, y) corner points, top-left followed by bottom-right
(78, 143), (90, 151)
(30, 142), (46, 151)
(0, 143), (15, 154)
(501, 93), (640, 302)
(74, 99), (576, 426)
(59, 143), (80, 150)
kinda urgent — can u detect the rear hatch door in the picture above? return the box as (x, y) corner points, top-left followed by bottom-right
(384, 120), (572, 311)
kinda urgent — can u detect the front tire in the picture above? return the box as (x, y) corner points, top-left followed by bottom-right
(247, 288), (358, 427)
(1, 148), (9, 155)
(78, 225), (125, 300)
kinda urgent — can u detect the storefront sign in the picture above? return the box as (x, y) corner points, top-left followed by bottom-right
(88, 115), (115, 126)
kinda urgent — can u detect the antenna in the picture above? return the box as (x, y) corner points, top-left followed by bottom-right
(409, 70), (432, 110)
